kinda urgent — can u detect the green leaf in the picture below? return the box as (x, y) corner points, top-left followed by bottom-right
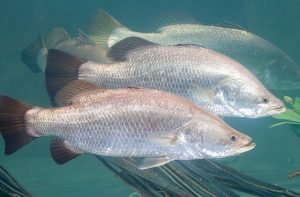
(272, 109), (300, 122)
(294, 97), (300, 114)
(269, 121), (300, 128)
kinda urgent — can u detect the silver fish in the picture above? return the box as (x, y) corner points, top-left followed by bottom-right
(21, 27), (109, 73)
(88, 9), (300, 90)
(0, 80), (255, 170)
(46, 38), (285, 118)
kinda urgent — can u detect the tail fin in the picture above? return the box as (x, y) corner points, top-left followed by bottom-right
(0, 96), (35, 155)
(89, 9), (126, 47)
(21, 34), (47, 73)
(45, 49), (87, 105)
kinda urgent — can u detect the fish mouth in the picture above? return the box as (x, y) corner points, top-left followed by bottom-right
(238, 142), (256, 154)
(268, 105), (286, 115)
(273, 106), (286, 113)
(254, 105), (286, 117)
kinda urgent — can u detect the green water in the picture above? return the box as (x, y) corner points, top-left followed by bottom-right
(0, 0), (300, 196)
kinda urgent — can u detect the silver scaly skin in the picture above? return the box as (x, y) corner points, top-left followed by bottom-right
(89, 9), (299, 90)
(25, 88), (254, 166)
(107, 24), (300, 90)
(77, 42), (285, 118)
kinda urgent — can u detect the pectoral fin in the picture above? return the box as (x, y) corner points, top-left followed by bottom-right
(149, 135), (179, 145)
(138, 156), (173, 170)
(190, 86), (216, 103)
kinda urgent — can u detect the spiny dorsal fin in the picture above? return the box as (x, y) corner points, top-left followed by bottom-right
(217, 20), (248, 31)
(153, 10), (199, 32)
(50, 139), (83, 165)
(107, 37), (157, 61)
(174, 43), (208, 49)
(74, 29), (95, 45)
(55, 80), (105, 106)
(89, 9), (125, 47)
(46, 27), (70, 48)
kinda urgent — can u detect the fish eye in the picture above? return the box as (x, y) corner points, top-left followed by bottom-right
(262, 98), (269, 103)
(230, 135), (237, 142)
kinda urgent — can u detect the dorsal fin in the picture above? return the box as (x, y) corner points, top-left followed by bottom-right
(46, 27), (70, 48)
(217, 20), (248, 31)
(107, 37), (158, 61)
(55, 80), (105, 106)
(89, 9), (125, 47)
(174, 44), (207, 49)
(173, 44), (210, 52)
(74, 29), (95, 45)
(152, 11), (199, 32)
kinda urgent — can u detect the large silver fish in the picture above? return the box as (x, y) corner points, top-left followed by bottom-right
(88, 9), (300, 90)
(21, 27), (109, 73)
(45, 38), (285, 118)
(0, 80), (255, 170)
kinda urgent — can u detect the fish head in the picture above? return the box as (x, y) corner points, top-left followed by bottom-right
(215, 78), (285, 118)
(179, 118), (255, 159)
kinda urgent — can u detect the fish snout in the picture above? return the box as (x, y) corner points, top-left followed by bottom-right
(269, 100), (286, 115)
(238, 141), (256, 154)
(256, 98), (286, 117)
(235, 133), (256, 154)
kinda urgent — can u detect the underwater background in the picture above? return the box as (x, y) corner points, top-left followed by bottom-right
(0, 0), (300, 196)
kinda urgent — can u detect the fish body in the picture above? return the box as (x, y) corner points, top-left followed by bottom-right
(21, 27), (109, 73)
(0, 81), (255, 169)
(89, 10), (300, 90)
(46, 38), (285, 118)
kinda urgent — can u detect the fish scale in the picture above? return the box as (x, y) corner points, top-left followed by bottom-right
(67, 39), (284, 118)
(27, 89), (192, 158)
(0, 80), (256, 169)
(88, 9), (300, 90)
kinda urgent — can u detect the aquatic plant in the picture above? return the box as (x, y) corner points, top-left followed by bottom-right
(0, 164), (31, 197)
(271, 96), (300, 179)
(270, 96), (300, 128)
(97, 157), (300, 196)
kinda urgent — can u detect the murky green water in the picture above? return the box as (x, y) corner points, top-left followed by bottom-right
(0, 0), (300, 196)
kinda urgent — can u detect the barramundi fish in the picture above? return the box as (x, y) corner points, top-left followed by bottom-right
(0, 80), (255, 170)
(45, 37), (285, 118)
(21, 27), (109, 73)
(88, 9), (300, 90)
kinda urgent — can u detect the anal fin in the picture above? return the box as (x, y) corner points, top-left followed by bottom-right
(138, 156), (172, 170)
(50, 139), (83, 165)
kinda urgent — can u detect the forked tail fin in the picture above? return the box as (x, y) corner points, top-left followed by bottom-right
(0, 96), (36, 155)
(21, 27), (71, 73)
(21, 34), (47, 73)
